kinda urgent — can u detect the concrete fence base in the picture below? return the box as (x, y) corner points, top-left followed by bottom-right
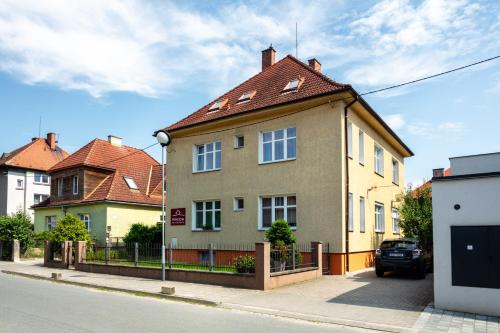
(73, 241), (323, 290)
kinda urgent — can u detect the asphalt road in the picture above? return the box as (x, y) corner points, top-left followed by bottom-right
(0, 273), (372, 333)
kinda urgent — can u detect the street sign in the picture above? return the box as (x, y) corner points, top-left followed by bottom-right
(171, 208), (186, 225)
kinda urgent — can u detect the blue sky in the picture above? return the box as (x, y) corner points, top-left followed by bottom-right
(0, 0), (499, 186)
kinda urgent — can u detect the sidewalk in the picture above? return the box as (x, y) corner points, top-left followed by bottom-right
(1, 259), (432, 332)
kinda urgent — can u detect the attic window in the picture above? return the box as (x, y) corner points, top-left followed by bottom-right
(237, 90), (256, 103)
(282, 78), (304, 92)
(124, 176), (138, 190)
(208, 98), (228, 112)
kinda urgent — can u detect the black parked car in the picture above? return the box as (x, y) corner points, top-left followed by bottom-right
(375, 238), (432, 278)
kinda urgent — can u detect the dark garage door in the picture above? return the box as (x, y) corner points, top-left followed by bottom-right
(451, 226), (500, 289)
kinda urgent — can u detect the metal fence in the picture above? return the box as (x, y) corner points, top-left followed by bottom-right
(0, 241), (12, 260)
(84, 242), (255, 273)
(270, 243), (317, 273)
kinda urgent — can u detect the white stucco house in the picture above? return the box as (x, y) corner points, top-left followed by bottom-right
(432, 152), (500, 317)
(0, 133), (68, 220)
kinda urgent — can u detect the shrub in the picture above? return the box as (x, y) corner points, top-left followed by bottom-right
(123, 223), (162, 244)
(0, 212), (34, 253)
(264, 219), (296, 246)
(234, 255), (255, 273)
(51, 213), (90, 244)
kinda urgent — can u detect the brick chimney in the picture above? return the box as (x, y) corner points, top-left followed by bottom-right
(308, 58), (321, 72)
(433, 168), (445, 178)
(108, 135), (122, 147)
(261, 45), (276, 71)
(46, 133), (57, 150)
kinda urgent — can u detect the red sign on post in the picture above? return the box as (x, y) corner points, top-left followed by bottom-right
(171, 208), (186, 225)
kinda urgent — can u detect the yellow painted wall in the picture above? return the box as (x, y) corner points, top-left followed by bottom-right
(106, 203), (162, 242)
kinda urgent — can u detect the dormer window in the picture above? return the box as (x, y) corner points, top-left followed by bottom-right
(237, 90), (256, 103)
(124, 176), (138, 190)
(282, 78), (304, 93)
(208, 98), (228, 112)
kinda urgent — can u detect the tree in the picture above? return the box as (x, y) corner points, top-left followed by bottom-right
(399, 187), (433, 250)
(123, 223), (162, 244)
(264, 219), (296, 246)
(51, 213), (90, 244)
(0, 212), (34, 253)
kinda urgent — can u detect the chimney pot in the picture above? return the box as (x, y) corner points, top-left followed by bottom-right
(308, 58), (321, 72)
(108, 135), (122, 147)
(46, 133), (57, 150)
(433, 168), (445, 178)
(261, 45), (276, 71)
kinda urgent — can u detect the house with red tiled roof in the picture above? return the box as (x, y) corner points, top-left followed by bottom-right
(157, 47), (413, 275)
(33, 135), (163, 244)
(412, 168), (451, 197)
(0, 133), (68, 220)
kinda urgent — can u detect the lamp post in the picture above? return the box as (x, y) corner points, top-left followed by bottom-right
(154, 130), (172, 281)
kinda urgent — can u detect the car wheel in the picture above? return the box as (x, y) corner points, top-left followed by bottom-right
(376, 268), (385, 277)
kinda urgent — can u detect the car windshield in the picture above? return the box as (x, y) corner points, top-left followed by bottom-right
(380, 241), (416, 250)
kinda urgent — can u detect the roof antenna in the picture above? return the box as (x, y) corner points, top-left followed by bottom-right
(295, 22), (298, 58)
(38, 116), (42, 138)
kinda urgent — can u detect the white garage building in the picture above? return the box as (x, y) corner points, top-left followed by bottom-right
(432, 152), (500, 317)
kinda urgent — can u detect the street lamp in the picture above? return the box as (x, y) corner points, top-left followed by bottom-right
(154, 129), (171, 281)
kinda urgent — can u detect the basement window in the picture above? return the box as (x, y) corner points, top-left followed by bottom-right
(237, 90), (256, 103)
(282, 78), (304, 93)
(208, 98), (228, 112)
(124, 176), (138, 190)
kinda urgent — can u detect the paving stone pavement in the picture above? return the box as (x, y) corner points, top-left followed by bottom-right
(414, 304), (500, 333)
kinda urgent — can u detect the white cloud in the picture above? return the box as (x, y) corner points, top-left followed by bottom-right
(383, 114), (406, 130)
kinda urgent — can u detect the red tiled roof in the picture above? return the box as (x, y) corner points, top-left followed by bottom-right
(165, 55), (350, 131)
(412, 168), (451, 197)
(0, 138), (68, 171)
(37, 139), (162, 207)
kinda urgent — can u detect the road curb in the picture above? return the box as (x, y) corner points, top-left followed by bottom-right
(0, 270), (218, 307)
(221, 303), (418, 333)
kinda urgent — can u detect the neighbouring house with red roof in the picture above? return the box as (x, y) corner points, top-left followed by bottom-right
(412, 168), (451, 197)
(33, 135), (163, 244)
(0, 133), (68, 220)
(157, 47), (413, 275)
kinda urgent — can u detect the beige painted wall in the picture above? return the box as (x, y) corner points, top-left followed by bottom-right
(106, 203), (162, 241)
(165, 98), (407, 253)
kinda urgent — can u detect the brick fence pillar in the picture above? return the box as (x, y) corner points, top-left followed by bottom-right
(44, 240), (52, 266)
(255, 242), (270, 290)
(311, 241), (323, 274)
(12, 239), (20, 262)
(74, 241), (86, 268)
(61, 241), (72, 268)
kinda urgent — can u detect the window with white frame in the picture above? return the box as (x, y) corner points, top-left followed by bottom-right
(46, 216), (57, 231)
(79, 213), (91, 232)
(234, 197), (244, 211)
(193, 200), (221, 230)
(34, 172), (49, 184)
(392, 208), (400, 234)
(124, 176), (138, 190)
(72, 175), (79, 194)
(359, 131), (365, 165)
(194, 141), (222, 172)
(260, 195), (296, 229)
(16, 179), (24, 189)
(375, 203), (385, 232)
(234, 135), (244, 149)
(348, 192), (353, 232)
(33, 194), (49, 205)
(260, 127), (296, 163)
(392, 159), (399, 185)
(359, 196), (366, 233)
(57, 178), (63, 196)
(374, 144), (384, 176)
(347, 121), (353, 158)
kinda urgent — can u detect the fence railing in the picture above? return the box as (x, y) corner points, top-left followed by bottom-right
(84, 242), (256, 273)
(270, 243), (317, 273)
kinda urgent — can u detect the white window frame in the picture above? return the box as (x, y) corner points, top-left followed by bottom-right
(348, 192), (353, 232)
(46, 216), (57, 231)
(358, 130), (365, 165)
(33, 194), (48, 205)
(193, 141), (222, 172)
(347, 121), (353, 158)
(374, 144), (384, 176)
(124, 176), (138, 190)
(79, 213), (91, 232)
(34, 172), (49, 184)
(359, 196), (366, 233)
(259, 127), (296, 164)
(375, 202), (385, 233)
(72, 175), (79, 195)
(392, 159), (399, 185)
(234, 135), (244, 149)
(258, 195), (296, 230)
(57, 178), (63, 196)
(234, 197), (244, 212)
(392, 208), (400, 234)
(192, 200), (221, 231)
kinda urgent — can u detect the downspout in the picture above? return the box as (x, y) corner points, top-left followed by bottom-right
(344, 94), (358, 274)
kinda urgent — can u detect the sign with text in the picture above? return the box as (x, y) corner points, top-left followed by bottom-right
(171, 208), (186, 225)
